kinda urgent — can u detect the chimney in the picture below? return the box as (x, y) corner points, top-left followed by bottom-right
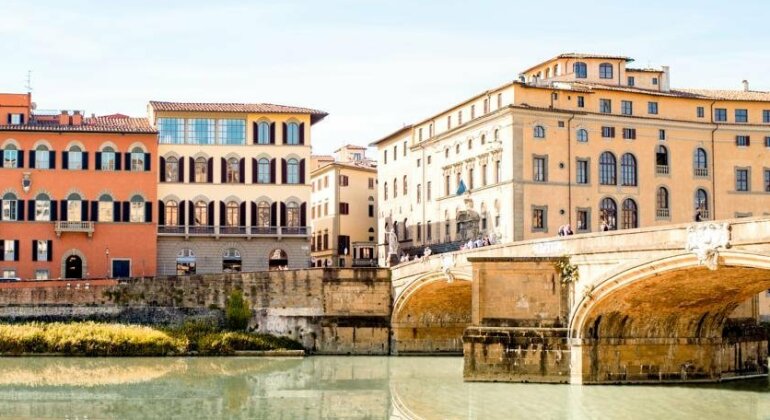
(71, 110), (83, 126)
(661, 66), (671, 92)
(742, 80), (749, 92)
(59, 110), (69, 126)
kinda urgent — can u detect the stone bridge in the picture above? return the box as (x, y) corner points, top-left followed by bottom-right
(390, 217), (770, 384)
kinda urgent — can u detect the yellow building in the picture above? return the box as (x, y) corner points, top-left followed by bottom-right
(310, 145), (377, 267)
(148, 101), (327, 274)
(372, 53), (770, 264)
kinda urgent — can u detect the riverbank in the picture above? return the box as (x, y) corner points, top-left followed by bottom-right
(0, 322), (304, 357)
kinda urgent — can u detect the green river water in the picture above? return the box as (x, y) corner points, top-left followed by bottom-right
(0, 356), (766, 419)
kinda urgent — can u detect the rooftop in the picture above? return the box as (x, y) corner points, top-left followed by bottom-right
(149, 101), (328, 124)
(0, 115), (155, 133)
(334, 144), (367, 152)
(521, 53), (634, 74)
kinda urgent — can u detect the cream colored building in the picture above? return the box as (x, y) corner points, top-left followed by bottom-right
(148, 101), (326, 274)
(372, 53), (770, 265)
(310, 145), (377, 267)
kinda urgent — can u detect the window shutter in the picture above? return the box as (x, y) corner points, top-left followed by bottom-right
(270, 202), (277, 227)
(207, 158), (213, 183)
(270, 159), (276, 183)
(179, 201), (186, 225)
(17, 200), (24, 221)
(144, 153), (151, 171)
(188, 201), (194, 226)
(50, 200), (58, 221)
(113, 201), (121, 222)
(239, 158), (245, 184)
(219, 201), (226, 226)
(6, 114), (10, 124)
(62, 152), (69, 170)
(299, 159), (305, 184)
(281, 159), (287, 184)
(81, 200), (89, 222)
(60, 200), (68, 221)
(299, 123), (305, 145)
(124, 153), (131, 171)
(95, 152), (102, 170)
(250, 202), (256, 227)
(115, 152), (122, 170)
(158, 201), (165, 225)
(159, 156), (166, 182)
(27, 200), (35, 221)
(220, 157), (226, 183)
(282, 122), (287, 144)
(122, 202), (130, 222)
(239, 202), (246, 226)
(280, 202), (287, 227)
(270, 122), (275, 144)
(90, 201), (98, 222)
(32, 240), (38, 262)
(0, 241), (4, 261)
(18, 150), (24, 168)
(178, 157), (185, 182)
(251, 158), (257, 183)
(207, 201), (214, 226)
(189, 157), (195, 182)
(145, 202), (152, 223)
(49, 151), (56, 169)
(300, 202), (306, 227)
(28, 151), (35, 169)
(14, 240), (19, 261)
(252, 122), (258, 144)
(47, 240), (53, 262)
(82, 152), (89, 170)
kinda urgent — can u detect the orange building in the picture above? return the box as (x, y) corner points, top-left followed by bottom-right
(0, 93), (157, 280)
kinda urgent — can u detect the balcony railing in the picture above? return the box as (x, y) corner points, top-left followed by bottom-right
(352, 258), (378, 267)
(157, 225), (308, 238)
(54, 221), (94, 238)
(656, 165), (669, 175)
(694, 168), (709, 177)
(698, 210), (711, 220)
(656, 208), (670, 218)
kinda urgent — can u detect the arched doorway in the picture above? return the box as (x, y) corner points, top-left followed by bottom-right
(65, 255), (83, 279)
(269, 249), (288, 270)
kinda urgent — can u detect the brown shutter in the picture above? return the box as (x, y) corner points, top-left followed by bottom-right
(159, 156), (166, 182)
(299, 159), (305, 184)
(270, 122), (276, 144)
(220, 157), (227, 183)
(239, 158), (245, 184)
(281, 159), (287, 184)
(270, 159), (276, 183)
(299, 123), (305, 145)
(178, 157), (185, 182)
(251, 158), (257, 183)
(207, 158), (213, 183)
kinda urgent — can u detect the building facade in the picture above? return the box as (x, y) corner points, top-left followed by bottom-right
(148, 101), (326, 274)
(310, 145), (378, 268)
(0, 93), (158, 279)
(372, 53), (770, 265)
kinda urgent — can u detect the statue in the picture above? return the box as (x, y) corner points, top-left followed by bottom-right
(387, 228), (399, 256)
(686, 222), (730, 270)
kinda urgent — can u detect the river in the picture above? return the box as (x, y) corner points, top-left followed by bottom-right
(0, 356), (766, 419)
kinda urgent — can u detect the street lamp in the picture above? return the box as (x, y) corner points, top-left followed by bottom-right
(105, 247), (110, 278)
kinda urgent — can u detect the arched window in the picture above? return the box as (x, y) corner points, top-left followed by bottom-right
(493, 130), (498, 142)
(129, 195), (145, 222)
(102, 146), (116, 171)
(383, 182), (388, 200)
(286, 202), (300, 227)
(402, 175), (407, 196)
(694, 148), (708, 176)
(98, 194), (114, 222)
(621, 153), (637, 186)
(1, 192), (17, 221)
(599, 152), (617, 185)
(257, 122), (271, 145)
(226, 201), (239, 226)
(577, 129), (588, 143)
(257, 158), (270, 183)
(621, 198), (638, 229)
(176, 248), (196, 275)
(68, 145), (83, 170)
(455, 144), (460, 154)
(165, 156), (178, 182)
(223, 248), (241, 272)
(574, 62), (587, 79)
(533, 125), (545, 138)
(286, 122), (300, 145)
(34, 193), (51, 221)
(599, 197), (617, 230)
(287, 158), (299, 184)
(554, 64), (560, 76)
(656, 187), (669, 218)
(545, 68), (551, 78)
(257, 201), (271, 228)
(35, 145), (50, 169)
(131, 147), (145, 171)
(695, 189), (709, 218)
(393, 178), (398, 198)
(444, 148), (449, 159)
(468, 138), (473, 149)
(67, 193), (82, 222)
(195, 157), (208, 183)
(194, 201), (208, 226)
(226, 157), (239, 183)
(165, 200), (178, 225)
(656, 145), (669, 166)
(599, 63), (613, 79)
(2, 144), (18, 168)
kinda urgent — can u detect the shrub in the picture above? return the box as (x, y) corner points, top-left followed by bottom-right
(225, 290), (252, 331)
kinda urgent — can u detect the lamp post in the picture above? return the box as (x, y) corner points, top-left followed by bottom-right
(105, 247), (110, 279)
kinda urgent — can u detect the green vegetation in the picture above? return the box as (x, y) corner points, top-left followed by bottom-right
(0, 321), (303, 356)
(225, 289), (252, 331)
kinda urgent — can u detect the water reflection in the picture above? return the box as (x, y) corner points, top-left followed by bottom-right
(0, 357), (765, 419)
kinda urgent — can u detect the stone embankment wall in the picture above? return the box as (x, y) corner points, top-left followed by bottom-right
(0, 268), (392, 355)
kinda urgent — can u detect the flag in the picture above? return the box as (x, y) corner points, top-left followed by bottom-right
(456, 179), (466, 195)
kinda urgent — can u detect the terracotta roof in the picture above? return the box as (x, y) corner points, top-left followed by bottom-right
(369, 124), (413, 147)
(311, 154), (334, 159)
(334, 144), (367, 152)
(521, 53), (634, 74)
(149, 101), (328, 124)
(626, 68), (663, 73)
(0, 116), (155, 133)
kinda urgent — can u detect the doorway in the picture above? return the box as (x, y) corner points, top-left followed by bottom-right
(65, 255), (83, 279)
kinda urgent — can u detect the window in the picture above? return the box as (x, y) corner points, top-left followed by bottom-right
(165, 200), (178, 225)
(222, 248), (241, 273)
(622, 128), (636, 140)
(187, 118), (215, 144)
(403, 141), (407, 157)
(533, 156), (547, 182)
(736, 135), (750, 147)
(67, 146), (83, 170)
(416, 159), (421, 168)
(257, 158), (270, 183)
(447, 115), (452, 129)
(657, 187), (669, 218)
(455, 144), (460, 154)
(576, 129), (588, 143)
(287, 159), (300, 184)
(427, 156), (432, 165)
(599, 63), (613, 79)
(158, 118), (185, 144)
(621, 100), (633, 115)
(577, 209), (590, 232)
(574, 62), (587, 78)
(576, 159), (589, 184)
(577, 96), (585, 108)
(599, 152), (616, 185)
(1, 193), (17, 221)
(402, 175), (408, 196)
(533, 125), (545, 138)
(3, 240), (16, 261)
(9, 114), (22, 124)
(98, 194), (113, 222)
(384, 150), (387, 164)
(601, 126), (615, 138)
(257, 122), (271, 144)
(621, 154), (637, 186)
(35, 145), (50, 169)
(764, 170), (770, 192)
(694, 148), (708, 176)
(497, 93), (502, 109)
(427, 181), (432, 200)
(627, 76), (635, 87)
(219, 119), (246, 145)
(286, 202), (300, 227)
(367, 177), (375, 189)
(67, 193), (82, 222)
(131, 147), (145, 171)
(599, 197), (617, 230)
(393, 145), (397, 161)
(496, 160), (501, 183)
(160, 156), (177, 182)
(129, 195), (145, 222)
(735, 109), (748, 123)
(766, 137), (770, 148)
(194, 157), (208, 183)
(764, 110), (770, 124)
(599, 99), (612, 114)
(481, 164), (487, 186)
(468, 139), (473, 150)
(416, 184), (422, 203)
(426, 221), (432, 241)
(257, 201), (271, 227)
(714, 108), (727, 122)
(35, 269), (48, 280)
(736, 168), (750, 191)
(34, 194), (50, 221)
(652, 77), (658, 85)
(483, 98), (489, 114)
(384, 182), (388, 200)
(226, 157), (240, 183)
(368, 197), (374, 217)
(532, 207), (546, 231)
(194, 201), (208, 226)
(444, 175), (450, 196)
(225, 201), (239, 226)
(468, 169), (474, 189)
(340, 202), (350, 215)
(416, 222), (422, 241)
(656, 145), (669, 166)
(695, 189), (709, 218)
(648, 102), (658, 115)
(176, 249), (196, 275)
(621, 199), (638, 229)
(658, 129), (666, 141)
(697, 107), (705, 118)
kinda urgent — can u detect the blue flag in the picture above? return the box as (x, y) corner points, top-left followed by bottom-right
(456, 179), (466, 195)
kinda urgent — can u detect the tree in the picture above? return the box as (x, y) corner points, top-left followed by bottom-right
(225, 290), (251, 331)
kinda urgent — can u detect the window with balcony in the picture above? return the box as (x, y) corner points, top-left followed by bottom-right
(694, 148), (708, 177)
(656, 145), (669, 175)
(257, 201), (271, 228)
(226, 157), (240, 183)
(225, 201), (239, 227)
(34, 194), (51, 221)
(67, 193), (82, 222)
(656, 187), (670, 218)
(286, 202), (300, 227)
(165, 200), (178, 225)
(287, 159), (300, 184)
(195, 157), (208, 183)
(695, 189), (709, 219)
(98, 194), (113, 222)
(194, 201), (208, 226)
(165, 156), (179, 182)
(257, 158), (271, 183)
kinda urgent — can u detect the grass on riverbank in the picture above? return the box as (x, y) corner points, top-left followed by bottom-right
(0, 322), (303, 356)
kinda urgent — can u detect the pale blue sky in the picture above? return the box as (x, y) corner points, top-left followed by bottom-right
(1, 0), (769, 154)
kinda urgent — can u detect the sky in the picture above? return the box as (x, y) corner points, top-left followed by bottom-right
(1, 0), (769, 155)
